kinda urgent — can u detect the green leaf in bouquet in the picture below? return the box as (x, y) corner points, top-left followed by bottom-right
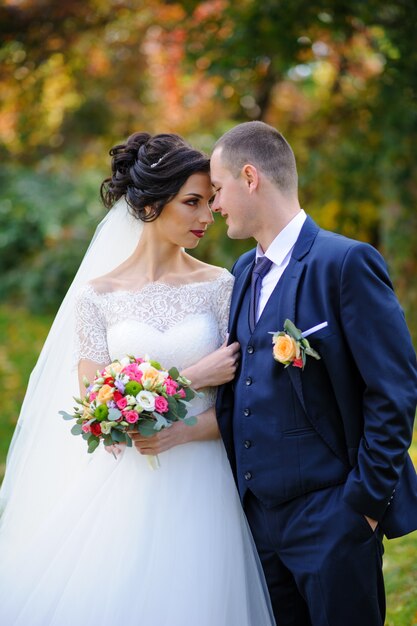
(111, 428), (126, 443)
(108, 408), (122, 421)
(82, 432), (90, 441)
(167, 396), (178, 413)
(59, 410), (74, 421)
(165, 409), (177, 422)
(103, 435), (113, 447)
(182, 415), (197, 426)
(137, 419), (157, 437)
(71, 423), (83, 436)
(183, 387), (195, 402)
(88, 437), (100, 454)
(168, 366), (180, 380)
(177, 374), (191, 386)
(82, 375), (90, 388)
(152, 412), (170, 431)
(149, 360), (162, 370)
(175, 402), (187, 419)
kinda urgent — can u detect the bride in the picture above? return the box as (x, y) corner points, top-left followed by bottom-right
(0, 132), (275, 625)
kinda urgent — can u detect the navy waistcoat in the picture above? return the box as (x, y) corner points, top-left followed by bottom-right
(232, 277), (348, 506)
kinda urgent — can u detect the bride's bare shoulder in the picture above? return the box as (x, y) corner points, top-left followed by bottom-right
(185, 257), (229, 282)
(187, 259), (231, 283)
(87, 271), (127, 295)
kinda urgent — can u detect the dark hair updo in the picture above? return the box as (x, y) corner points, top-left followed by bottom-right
(100, 132), (210, 221)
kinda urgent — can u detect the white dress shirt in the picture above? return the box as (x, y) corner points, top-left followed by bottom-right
(255, 209), (307, 321)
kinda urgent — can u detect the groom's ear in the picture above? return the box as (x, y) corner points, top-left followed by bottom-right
(241, 164), (259, 193)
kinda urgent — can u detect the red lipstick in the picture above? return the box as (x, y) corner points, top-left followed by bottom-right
(190, 230), (205, 238)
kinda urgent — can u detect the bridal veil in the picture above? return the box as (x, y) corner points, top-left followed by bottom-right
(0, 199), (142, 547)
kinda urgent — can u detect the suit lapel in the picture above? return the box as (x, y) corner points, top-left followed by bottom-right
(275, 257), (308, 413)
(228, 259), (254, 339)
(275, 216), (320, 414)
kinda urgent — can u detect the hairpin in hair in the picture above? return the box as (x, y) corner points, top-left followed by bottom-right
(150, 156), (164, 168)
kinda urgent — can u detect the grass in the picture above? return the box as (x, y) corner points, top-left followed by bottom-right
(0, 304), (416, 624)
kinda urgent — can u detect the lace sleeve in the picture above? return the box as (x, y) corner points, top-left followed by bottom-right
(213, 270), (234, 342)
(73, 285), (110, 365)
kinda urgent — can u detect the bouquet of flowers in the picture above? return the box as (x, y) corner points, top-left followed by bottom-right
(60, 356), (200, 468)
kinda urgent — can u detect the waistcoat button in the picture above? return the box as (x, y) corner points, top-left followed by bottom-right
(243, 408), (251, 417)
(247, 345), (254, 354)
(244, 471), (252, 480)
(244, 440), (252, 449)
(245, 377), (252, 386)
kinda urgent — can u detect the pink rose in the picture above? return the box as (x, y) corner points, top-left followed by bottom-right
(154, 396), (169, 413)
(89, 392), (97, 401)
(122, 364), (143, 382)
(116, 397), (128, 410)
(82, 423), (91, 433)
(178, 388), (186, 399)
(293, 357), (304, 369)
(124, 410), (139, 424)
(165, 379), (178, 396)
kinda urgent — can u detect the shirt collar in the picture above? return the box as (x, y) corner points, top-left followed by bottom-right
(256, 209), (307, 266)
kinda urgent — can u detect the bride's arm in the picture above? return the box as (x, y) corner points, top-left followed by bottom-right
(128, 407), (219, 455)
(181, 339), (240, 389)
(77, 358), (108, 397)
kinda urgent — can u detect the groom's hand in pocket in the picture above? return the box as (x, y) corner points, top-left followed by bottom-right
(181, 339), (240, 389)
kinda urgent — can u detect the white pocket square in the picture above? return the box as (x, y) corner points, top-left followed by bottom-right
(301, 321), (328, 338)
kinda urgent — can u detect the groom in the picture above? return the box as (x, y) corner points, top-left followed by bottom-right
(212, 121), (417, 626)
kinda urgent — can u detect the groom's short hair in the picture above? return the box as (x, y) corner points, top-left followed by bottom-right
(214, 121), (298, 196)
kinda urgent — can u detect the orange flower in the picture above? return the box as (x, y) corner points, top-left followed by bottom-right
(105, 362), (122, 375)
(96, 384), (114, 404)
(141, 366), (166, 390)
(272, 334), (300, 364)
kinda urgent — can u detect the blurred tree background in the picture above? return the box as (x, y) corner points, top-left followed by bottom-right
(1, 0), (417, 320)
(1, 2), (416, 622)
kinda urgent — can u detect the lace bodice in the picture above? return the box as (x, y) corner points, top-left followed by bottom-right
(74, 269), (234, 410)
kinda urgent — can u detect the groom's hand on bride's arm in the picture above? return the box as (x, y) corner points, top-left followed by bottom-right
(181, 340), (240, 390)
(129, 408), (220, 454)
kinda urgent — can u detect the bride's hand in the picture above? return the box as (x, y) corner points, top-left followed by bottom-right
(128, 422), (189, 455)
(182, 339), (240, 389)
(129, 407), (219, 454)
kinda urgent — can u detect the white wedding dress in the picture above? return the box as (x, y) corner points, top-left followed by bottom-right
(0, 269), (275, 626)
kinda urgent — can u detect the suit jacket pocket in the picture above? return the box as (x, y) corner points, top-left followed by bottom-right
(283, 426), (316, 438)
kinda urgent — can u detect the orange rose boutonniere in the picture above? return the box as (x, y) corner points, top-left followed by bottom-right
(270, 319), (321, 370)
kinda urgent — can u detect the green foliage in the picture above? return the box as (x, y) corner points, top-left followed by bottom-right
(0, 305), (53, 478)
(0, 165), (104, 313)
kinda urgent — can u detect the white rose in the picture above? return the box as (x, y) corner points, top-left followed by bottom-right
(125, 395), (137, 406)
(136, 390), (156, 412)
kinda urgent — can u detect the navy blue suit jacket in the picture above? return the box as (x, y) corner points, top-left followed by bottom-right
(216, 216), (417, 539)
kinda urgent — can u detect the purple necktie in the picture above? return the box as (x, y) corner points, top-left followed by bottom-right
(249, 256), (273, 333)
